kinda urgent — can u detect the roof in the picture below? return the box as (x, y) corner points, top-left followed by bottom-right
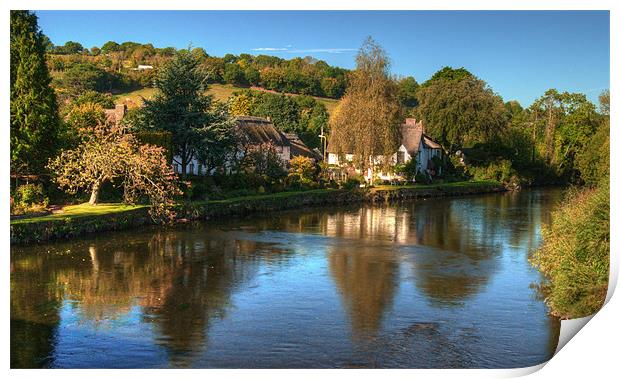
(284, 133), (322, 160)
(400, 120), (425, 155)
(235, 116), (290, 147)
(422, 135), (442, 149)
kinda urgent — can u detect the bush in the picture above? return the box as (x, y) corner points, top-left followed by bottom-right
(414, 170), (431, 184)
(467, 159), (513, 183)
(343, 176), (362, 190)
(14, 183), (47, 206)
(11, 183), (49, 215)
(531, 181), (609, 318)
(289, 156), (317, 181)
(394, 157), (417, 181)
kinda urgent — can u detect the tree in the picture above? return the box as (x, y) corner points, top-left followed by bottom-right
(244, 67), (260, 86)
(10, 10), (60, 175)
(397, 76), (419, 107)
(101, 41), (120, 54)
(136, 50), (235, 177)
(530, 90), (599, 180)
(328, 37), (403, 176)
(60, 63), (112, 95)
(65, 102), (107, 136)
(48, 124), (181, 222)
(57, 41), (84, 54)
(241, 142), (287, 181)
(228, 92), (255, 116)
(426, 66), (473, 83)
(194, 104), (238, 174)
(253, 92), (301, 132)
(223, 63), (247, 86)
(415, 70), (507, 152)
(289, 156), (317, 182)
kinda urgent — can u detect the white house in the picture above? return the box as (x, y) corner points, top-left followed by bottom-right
(133, 64), (154, 71)
(326, 118), (444, 182)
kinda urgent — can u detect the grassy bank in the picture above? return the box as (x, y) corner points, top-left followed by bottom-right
(11, 180), (504, 244)
(531, 182), (610, 319)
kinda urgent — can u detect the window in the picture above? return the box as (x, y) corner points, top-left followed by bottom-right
(397, 151), (405, 164)
(174, 164), (180, 174)
(189, 163), (195, 175)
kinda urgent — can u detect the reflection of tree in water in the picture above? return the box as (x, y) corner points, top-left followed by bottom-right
(10, 228), (289, 367)
(320, 207), (402, 339)
(11, 251), (66, 368)
(141, 231), (261, 366)
(329, 245), (399, 339)
(406, 191), (561, 306)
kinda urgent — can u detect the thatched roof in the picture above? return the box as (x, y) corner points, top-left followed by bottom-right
(235, 116), (290, 146)
(284, 133), (322, 160)
(400, 118), (425, 155)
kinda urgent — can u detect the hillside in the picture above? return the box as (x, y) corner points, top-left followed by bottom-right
(113, 84), (340, 114)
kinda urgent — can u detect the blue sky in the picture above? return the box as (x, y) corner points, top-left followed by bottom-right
(35, 10), (609, 107)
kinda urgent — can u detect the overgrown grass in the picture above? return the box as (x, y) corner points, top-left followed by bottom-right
(531, 181), (610, 319)
(11, 203), (147, 225)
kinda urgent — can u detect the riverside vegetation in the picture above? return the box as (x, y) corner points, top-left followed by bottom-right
(10, 11), (610, 318)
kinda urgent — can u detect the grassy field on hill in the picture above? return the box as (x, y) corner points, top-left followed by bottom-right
(113, 84), (340, 113)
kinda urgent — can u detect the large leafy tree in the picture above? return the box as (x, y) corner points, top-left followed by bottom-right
(60, 63), (112, 96)
(328, 37), (403, 174)
(48, 124), (180, 222)
(136, 50), (235, 177)
(415, 67), (507, 152)
(530, 90), (599, 180)
(397, 76), (420, 107)
(10, 10), (60, 175)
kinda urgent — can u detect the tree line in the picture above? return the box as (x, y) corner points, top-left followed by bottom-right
(46, 39), (350, 99)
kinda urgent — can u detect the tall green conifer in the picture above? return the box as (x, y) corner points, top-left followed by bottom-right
(10, 10), (60, 175)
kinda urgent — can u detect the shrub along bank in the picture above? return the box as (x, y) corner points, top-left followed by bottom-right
(531, 181), (610, 319)
(10, 180), (505, 244)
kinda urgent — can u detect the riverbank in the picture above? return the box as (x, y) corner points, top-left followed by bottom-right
(10, 180), (505, 244)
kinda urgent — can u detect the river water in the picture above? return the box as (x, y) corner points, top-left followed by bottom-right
(11, 189), (562, 368)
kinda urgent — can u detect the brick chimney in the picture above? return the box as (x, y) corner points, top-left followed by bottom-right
(114, 104), (127, 122)
(404, 118), (417, 126)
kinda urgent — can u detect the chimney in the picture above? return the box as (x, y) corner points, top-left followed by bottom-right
(404, 118), (417, 126)
(115, 104), (127, 122)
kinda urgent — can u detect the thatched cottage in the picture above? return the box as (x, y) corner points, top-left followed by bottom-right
(326, 118), (444, 182)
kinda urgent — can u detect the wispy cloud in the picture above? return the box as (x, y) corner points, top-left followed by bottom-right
(288, 48), (356, 54)
(251, 46), (356, 54)
(251, 47), (289, 51)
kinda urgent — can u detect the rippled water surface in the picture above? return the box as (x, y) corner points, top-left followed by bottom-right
(11, 189), (562, 368)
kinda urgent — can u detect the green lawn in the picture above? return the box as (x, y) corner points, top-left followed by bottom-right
(113, 84), (340, 113)
(11, 203), (147, 225)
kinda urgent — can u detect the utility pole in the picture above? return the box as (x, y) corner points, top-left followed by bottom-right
(319, 125), (327, 162)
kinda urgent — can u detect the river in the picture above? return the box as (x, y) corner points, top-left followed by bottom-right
(11, 188), (562, 368)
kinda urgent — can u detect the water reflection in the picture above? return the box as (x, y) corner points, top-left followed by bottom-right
(11, 189), (562, 368)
